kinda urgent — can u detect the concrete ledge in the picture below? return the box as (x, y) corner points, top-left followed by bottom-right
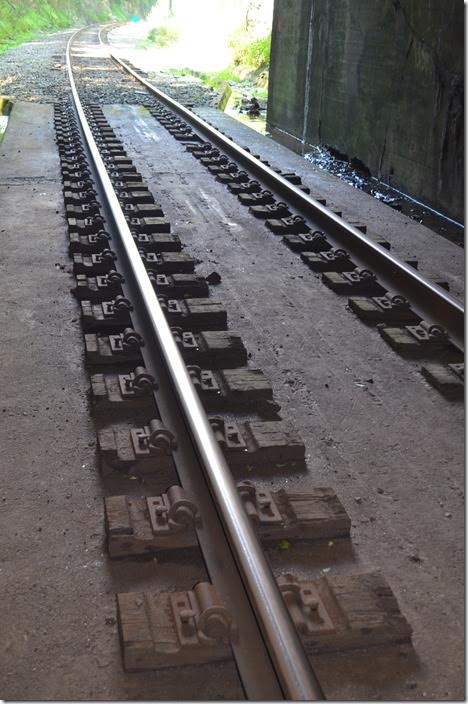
(267, 122), (305, 154)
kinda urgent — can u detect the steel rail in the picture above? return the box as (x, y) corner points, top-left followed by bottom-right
(67, 29), (323, 701)
(109, 51), (464, 351)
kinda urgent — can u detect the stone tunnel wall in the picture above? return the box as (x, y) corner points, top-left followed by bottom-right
(267, 0), (464, 221)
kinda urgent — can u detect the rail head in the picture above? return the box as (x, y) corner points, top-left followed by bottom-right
(66, 29), (323, 701)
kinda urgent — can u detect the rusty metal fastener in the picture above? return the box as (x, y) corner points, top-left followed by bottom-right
(186, 364), (202, 387)
(346, 268), (376, 281)
(122, 367), (157, 394)
(409, 320), (448, 341)
(100, 248), (116, 262)
(149, 485), (200, 533)
(278, 575), (327, 635)
(107, 269), (125, 285)
(237, 481), (282, 525)
(387, 293), (408, 308)
(210, 417), (244, 449)
(113, 295), (133, 312)
(147, 418), (177, 450)
(172, 582), (236, 646)
(122, 327), (144, 347)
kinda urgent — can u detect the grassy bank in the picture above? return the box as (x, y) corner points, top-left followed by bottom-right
(0, 0), (154, 53)
(148, 28), (271, 97)
(229, 27), (271, 76)
(168, 67), (241, 90)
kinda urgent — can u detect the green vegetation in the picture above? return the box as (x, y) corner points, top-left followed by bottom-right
(194, 31), (271, 97)
(203, 68), (242, 89)
(164, 31), (271, 97)
(146, 24), (178, 47)
(165, 66), (240, 90)
(0, 0), (155, 53)
(229, 28), (271, 73)
(142, 0), (272, 96)
(198, 68), (242, 90)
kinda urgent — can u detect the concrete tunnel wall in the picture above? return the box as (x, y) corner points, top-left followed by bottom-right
(267, 0), (464, 222)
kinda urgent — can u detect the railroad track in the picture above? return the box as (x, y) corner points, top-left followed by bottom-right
(53, 24), (462, 699)
(112, 62), (465, 376)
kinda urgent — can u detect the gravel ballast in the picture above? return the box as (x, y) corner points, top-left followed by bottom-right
(0, 26), (220, 109)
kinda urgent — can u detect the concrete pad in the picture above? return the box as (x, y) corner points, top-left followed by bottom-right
(105, 103), (464, 700)
(0, 102), (242, 700)
(0, 102), (58, 178)
(195, 106), (464, 300)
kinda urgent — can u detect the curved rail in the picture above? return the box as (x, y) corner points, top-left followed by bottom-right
(109, 51), (464, 350)
(67, 28), (323, 701)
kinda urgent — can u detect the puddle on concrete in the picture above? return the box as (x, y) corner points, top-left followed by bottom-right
(224, 105), (266, 135)
(0, 97), (13, 143)
(220, 85), (267, 135)
(305, 145), (463, 247)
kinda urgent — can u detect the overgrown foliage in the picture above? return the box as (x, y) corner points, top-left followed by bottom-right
(0, 0), (155, 52)
(229, 28), (271, 73)
(197, 31), (271, 95)
(144, 1), (272, 101)
(169, 66), (242, 89)
(147, 24), (178, 47)
(164, 31), (271, 93)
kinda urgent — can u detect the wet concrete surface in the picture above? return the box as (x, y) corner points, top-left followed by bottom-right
(103, 103), (464, 700)
(0, 102), (242, 701)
